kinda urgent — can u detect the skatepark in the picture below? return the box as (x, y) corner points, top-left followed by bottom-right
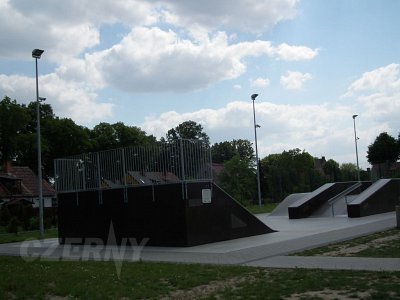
(1, 140), (399, 271)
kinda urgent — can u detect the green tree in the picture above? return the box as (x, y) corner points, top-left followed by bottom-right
(112, 122), (156, 147)
(212, 139), (254, 163)
(217, 155), (256, 205)
(340, 163), (358, 181)
(367, 132), (399, 165)
(261, 149), (322, 202)
(0, 205), (11, 226)
(6, 217), (20, 235)
(323, 159), (341, 182)
(164, 120), (209, 144)
(0, 96), (30, 163)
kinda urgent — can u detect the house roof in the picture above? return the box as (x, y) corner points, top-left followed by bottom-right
(0, 166), (55, 197)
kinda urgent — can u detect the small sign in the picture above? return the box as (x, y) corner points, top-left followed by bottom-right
(202, 189), (212, 203)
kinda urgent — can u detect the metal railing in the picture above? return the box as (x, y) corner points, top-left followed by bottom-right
(54, 139), (212, 193)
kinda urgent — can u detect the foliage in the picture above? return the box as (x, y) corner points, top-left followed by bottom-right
(0, 96), (156, 177)
(367, 132), (399, 164)
(261, 149), (324, 202)
(212, 139), (254, 163)
(324, 159), (340, 182)
(164, 120), (209, 143)
(340, 163), (358, 181)
(217, 155), (256, 205)
(6, 217), (20, 235)
(0, 206), (11, 226)
(0, 96), (30, 162)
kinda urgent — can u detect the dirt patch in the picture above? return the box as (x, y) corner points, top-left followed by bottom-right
(285, 288), (375, 300)
(321, 232), (399, 256)
(160, 273), (256, 300)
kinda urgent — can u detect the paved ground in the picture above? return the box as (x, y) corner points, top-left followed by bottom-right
(0, 212), (399, 271)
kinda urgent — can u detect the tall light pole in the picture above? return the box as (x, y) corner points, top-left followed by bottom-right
(251, 94), (262, 206)
(32, 48), (45, 239)
(352, 114), (360, 182)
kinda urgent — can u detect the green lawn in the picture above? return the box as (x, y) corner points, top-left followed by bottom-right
(294, 228), (400, 258)
(0, 228), (58, 244)
(0, 257), (399, 299)
(246, 202), (278, 214)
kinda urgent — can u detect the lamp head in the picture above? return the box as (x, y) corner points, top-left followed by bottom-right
(352, 114), (358, 119)
(251, 94), (259, 101)
(32, 49), (44, 59)
(38, 97), (46, 102)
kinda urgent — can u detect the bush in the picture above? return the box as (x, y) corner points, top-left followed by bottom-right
(6, 217), (20, 235)
(0, 206), (11, 226)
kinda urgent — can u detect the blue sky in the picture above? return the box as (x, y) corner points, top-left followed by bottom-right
(1, 0), (399, 169)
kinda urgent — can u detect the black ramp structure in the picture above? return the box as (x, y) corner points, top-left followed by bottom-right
(347, 179), (400, 218)
(288, 182), (359, 219)
(269, 193), (310, 217)
(56, 140), (274, 247)
(309, 181), (372, 217)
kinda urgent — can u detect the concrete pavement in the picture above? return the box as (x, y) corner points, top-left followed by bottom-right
(0, 211), (399, 271)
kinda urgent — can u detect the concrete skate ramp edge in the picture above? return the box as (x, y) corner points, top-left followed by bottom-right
(269, 193), (310, 216)
(288, 182), (358, 219)
(347, 179), (400, 218)
(310, 181), (372, 218)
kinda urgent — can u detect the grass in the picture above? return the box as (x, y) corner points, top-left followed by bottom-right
(294, 228), (400, 258)
(0, 256), (399, 299)
(0, 228), (58, 244)
(246, 202), (278, 214)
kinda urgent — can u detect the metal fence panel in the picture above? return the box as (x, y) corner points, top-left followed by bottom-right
(54, 139), (212, 193)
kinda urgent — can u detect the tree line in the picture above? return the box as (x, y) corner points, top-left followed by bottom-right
(1, 96), (399, 205)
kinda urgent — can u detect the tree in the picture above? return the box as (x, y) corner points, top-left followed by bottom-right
(367, 132), (399, 165)
(89, 122), (156, 152)
(0, 96), (30, 163)
(217, 155), (256, 205)
(340, 163), (358, 181)
(165, 120), (209, 144)
(112, 122), (156, 147)
(212, 139), (254, 163)
(323, 159), (341, 182)
(260, 149), (323, 202)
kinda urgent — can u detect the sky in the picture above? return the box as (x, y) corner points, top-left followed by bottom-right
(1, 0), (399, 169)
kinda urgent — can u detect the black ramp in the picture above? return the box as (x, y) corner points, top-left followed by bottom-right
(269, 193), (309, 217)
(288, 182), (358, 219)
(347, 179), (400, 218)
(310, 181), (372, 217)
(58, 181), (275, 247)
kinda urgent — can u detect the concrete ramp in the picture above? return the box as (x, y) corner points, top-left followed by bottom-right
(269, 193), (309, 216)
(288, 182), (359, 219)
(310, 181), (372, 217)
(347, 179), (400, 217)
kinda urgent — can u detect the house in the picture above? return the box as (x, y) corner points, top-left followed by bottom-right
(0, 164), (56, 208)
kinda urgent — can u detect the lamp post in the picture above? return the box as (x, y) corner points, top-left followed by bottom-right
(352, 114), (360, 182)
(251, 94), (262, 206)
(32, 48), (45, 239)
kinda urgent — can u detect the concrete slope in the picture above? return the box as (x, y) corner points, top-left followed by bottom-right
(269, 193), (309, 216)
(288, 182), (359, 219)
(348, 179), (400, 217)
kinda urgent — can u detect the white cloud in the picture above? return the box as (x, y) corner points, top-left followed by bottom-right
(345, 63), (400, 94)
(140, 100), (378, 168)
(250, 77), (270, 88)
(0, 73), (113, 125)
(275, 43), (319, 61)
(96, 27), (317, 92)
(343, 63), (400, 130)
(280, 71), (312, 90)
(161, 0), (299, 33)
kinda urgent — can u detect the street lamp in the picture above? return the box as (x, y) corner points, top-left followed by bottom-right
(32, 48), (45, 239)
(251, 94), (262, 206)
(352, 114), (360, 182)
